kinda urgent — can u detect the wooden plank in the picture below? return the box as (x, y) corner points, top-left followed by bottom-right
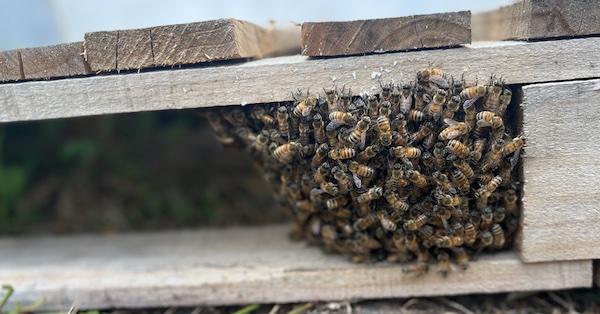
(518, 79), (600, 262)
(0, 225), (592, 311)
(19, 42), (90, 80)
(1, 36), (600, 122)
(473, 0), (600, 42)
(84, 19), (301, 72)
(0, 50), (23, 82)
(301, 11), (470, 57)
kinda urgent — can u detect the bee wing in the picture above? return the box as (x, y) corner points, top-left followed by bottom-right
(402, 157), (414, 170)
(359, 131), (367, 150)
(302, 107), (312, 117)
(430, 76), (449, 89)
(443, 118), (458, 126)
(433, 112), (441, 122)
(326, 119), (345, 131)
(476, 119), (491, 127)
(446, 130), (462, 140)
(510, 149), (521, 167)
(310, 188), (326, 195)
(462, 96), (479, 109)
(353, 172), (363, 188)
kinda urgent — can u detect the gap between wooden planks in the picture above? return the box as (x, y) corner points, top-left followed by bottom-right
(0, 224), (592, 311)
(1, 36), (600, 123)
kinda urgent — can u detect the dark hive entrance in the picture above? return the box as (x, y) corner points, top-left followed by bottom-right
(204, 68), (523, 276)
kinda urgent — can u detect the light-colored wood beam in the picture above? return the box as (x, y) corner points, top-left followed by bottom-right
(1, 37), (600, 122)
(518, 79), (600, 262)
(0, 225), (592, 311)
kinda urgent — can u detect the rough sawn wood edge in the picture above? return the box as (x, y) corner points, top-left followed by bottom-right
(1, 37), (599, 123)
(0, 225), (592, 311)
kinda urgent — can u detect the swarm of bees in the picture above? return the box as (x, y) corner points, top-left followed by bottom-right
(203, 67), (523, 277)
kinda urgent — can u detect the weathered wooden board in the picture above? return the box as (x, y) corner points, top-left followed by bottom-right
(0, 50), (22, 82)
(0, 225), (591, 311)
(85, 19), (301, 72)
(1, 37), (599, 122)
(473, 0), (600, 42)
(518, 79), (600, 262)
(301, 11), (470, 57)
(0, 43), (90, 82)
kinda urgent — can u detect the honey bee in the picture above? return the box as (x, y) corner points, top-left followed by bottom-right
(391, 163), (411, 188)
(461, 84), (486, 109)
(479, 230), (494, 250)
(326, 195), (349, 210)
(325, 129), (339, 147)
(329, 148), (356, 160)
(407, 109), (425, 122)
(406, 170), (428, 189)
(348, 161), (376, 188)
(452, 169), (470, 195)
(476, 111), (503, 129)
(447, 248), (467, 272)
(357, 144), (381, 163)
(311, 113), (327, 144)
(417, 68), (449, 88)
(327, 111), (357, 131)
(346, 116), (371, 148)
(409, 122), (433, 144)
(470, 138), (487, 162)
(436, 251), (452, 277)
(432, 171), (457, 194)
(353, 212), (379, 231)
(276, 106), (290, 139)
(252, 129), (270, 152)
(424, 89), (446, 121)
(320, 181), (339, 196)
(324, 87), (340, 112)
(272, 142), (302, 163)
(414, 85), (430, 111)
(298, 119), (310, 145)
(314, 162), (331, 184)
(476, 190), (490, 210)
(441, 95), (461, 120)
(377, 115), (393, 146)
(357, 186), (383, 203)
(250, 106), (277, 128)
(504, 189), (518, 214)
(464, 222), (477, 246)
(496, 88), (512, 117)
(464, 102), (478, 129)
(438, 119), (470, 140)
(483, 80), (503, 112)
(390, 146), (422, 159)
(293, 96), (316, 117)
(491, 223), (505, 249)
(479, 175), (502, 197)
(494, 206), (506, 223)
(403, 259), (429, 277)
(331, 166), (354, 194)
(384, 190), (410, 212)
(453, 159), (475, 182)
(404, 212), (430, 231)
(480, 206), (493, 229)
(399, 84), (414, 114)
(481, 139), (505, 172)
(377, 210), (398, 231)
(503, 135), (526, 157)
(446, 140), (470, 159)
(433, 142), (447, 169)
(311, 143), (329, 169)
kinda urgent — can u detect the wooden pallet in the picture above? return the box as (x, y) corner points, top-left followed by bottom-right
(0, 225), (592, 311)
(2, 2), (600, 309)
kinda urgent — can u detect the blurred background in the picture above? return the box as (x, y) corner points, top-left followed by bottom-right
(0, 0), (513, 236)
(0, 0), (514, 50)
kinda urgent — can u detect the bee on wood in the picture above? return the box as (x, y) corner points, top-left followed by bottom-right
(461, 84), (486, 109)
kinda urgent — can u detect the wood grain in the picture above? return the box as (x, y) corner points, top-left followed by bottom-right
(518, 79), (600, 262)
(301, 11), (470, 57)
(84, 19), (301, 72)
(0, 49), (23, 82)
(20, 42), (90, 79)
(473, 0), (600, 42)
(1, 37), (599, 122)
(0, 225), (591, 311)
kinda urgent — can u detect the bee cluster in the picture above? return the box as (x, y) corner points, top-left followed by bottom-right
(203, 67), (523, 276)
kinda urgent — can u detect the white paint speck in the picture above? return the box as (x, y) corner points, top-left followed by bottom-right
(393, 61), (398, 66)
(241, 101), (248, 106)
(371, 72), (381, 79)
(374, 48), (387, 53)
(364, 65), (367, 69)
(352, 71), (356, 79)
(384, 68), (392, 73)
(331, 76), (338, 82)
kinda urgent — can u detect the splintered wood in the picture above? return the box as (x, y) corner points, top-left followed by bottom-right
(473, 0), (600, 42)
(301, 11), (471, 57)
(519, 79), (600, 263)
(85, 19), (300, 72)
(0, 225), (592, 311)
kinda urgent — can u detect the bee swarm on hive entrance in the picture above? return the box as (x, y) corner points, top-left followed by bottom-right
(203, 67), (523, 277)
